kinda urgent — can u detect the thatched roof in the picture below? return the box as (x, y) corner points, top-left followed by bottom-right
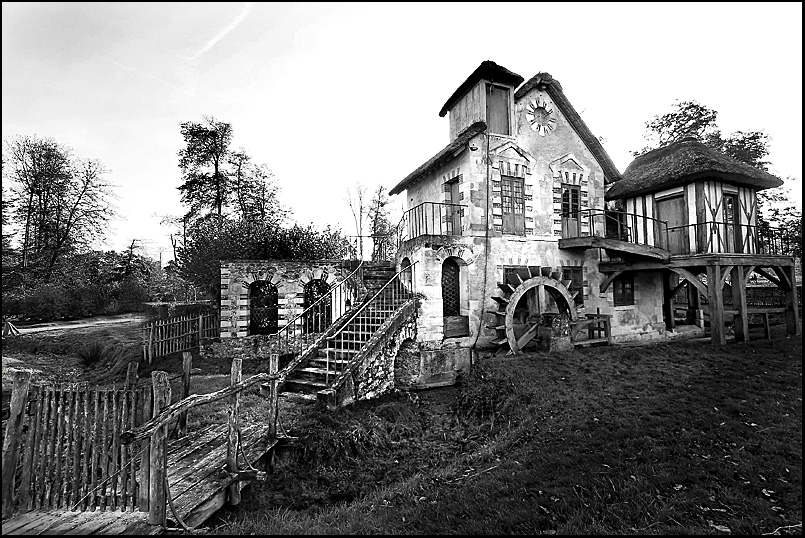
(438, 61), (524, 118)
(606, 136), (783, 200)
(389, 121), (487, 196)
(515, 72), (622, 184)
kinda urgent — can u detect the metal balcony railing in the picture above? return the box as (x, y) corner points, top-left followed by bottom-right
(397, 202), (465, 243)
(666, 221), (795, 256)
(561, 209), (669, 250)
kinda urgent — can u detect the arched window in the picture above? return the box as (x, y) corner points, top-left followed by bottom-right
(249, 280), (278, 335)
(442, 258), (461, 317)
(303, 276), (332, 333)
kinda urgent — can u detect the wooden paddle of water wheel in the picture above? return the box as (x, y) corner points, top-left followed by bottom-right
(487, 266), (578, 354)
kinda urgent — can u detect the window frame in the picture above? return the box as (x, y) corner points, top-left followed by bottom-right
(613, 274), (635, 307)
(561, 265), (585, 307)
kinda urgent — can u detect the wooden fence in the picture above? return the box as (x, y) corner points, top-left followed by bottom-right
(1, 358), (198, 521)
(142, 312), (218, 362)
(1, 373), (148, 518)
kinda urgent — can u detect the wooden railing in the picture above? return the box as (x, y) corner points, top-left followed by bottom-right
(142, 312), (218, 362)
(120, 358), (281, 527)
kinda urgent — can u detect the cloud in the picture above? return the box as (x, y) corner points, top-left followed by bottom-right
(176, 2), (255, 96)
(189, 2), (255, 61)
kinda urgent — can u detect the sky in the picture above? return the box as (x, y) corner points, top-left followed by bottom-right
(2, 2), (802, 264)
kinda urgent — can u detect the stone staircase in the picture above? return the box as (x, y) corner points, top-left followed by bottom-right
(281, 262), (411, 399)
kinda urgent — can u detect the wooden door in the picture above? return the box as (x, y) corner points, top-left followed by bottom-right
(655, 195), (688, 254)
(723, 194), (741, 253)
(486, 84), (510, 135)
(561, 184), (580, 238)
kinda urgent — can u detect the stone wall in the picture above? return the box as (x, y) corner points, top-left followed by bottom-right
(219, 259), (348, 338)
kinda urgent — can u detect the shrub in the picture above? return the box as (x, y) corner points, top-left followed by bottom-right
(452, 362), (528, 429)
(77, 341), (109, 368)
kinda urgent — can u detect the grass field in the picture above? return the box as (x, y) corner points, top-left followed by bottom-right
(207, 326), (802, 535)
(2, 321), (801, 534)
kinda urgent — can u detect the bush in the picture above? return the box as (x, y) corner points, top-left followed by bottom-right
(452, 362), (529, 429)
(77, 340), (109, 368)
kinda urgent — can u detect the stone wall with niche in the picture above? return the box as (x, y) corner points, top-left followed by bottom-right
(219, 259), (348, 338)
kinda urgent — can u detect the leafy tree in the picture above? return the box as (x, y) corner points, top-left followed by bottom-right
(177, 216), (351, 298)
(3, 135), (116, 282)
(177, 116), (234, 220)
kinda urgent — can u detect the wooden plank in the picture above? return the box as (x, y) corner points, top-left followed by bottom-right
(732, 265), (749, 342)
(1, 371), (32, 518)
(52, 388), (67, 509)
(228, 358), (242, 506)
(18, 385), (41, 513)
(78, 386), (92, 511)
(1, 510), (67, 534)
(119, 390), (130, 511)
(126, 389), (137, 511)
(43, 385), (61, 510)
(99, 389), (111, 511)
(68, 387), (83, 510)
(138, 386), (152, 511)
(89, 388), (101, 511)
(109, 390), (122, 511)
(35, 387), (53, 510)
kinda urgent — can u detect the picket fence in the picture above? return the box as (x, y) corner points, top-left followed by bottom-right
(141, 312), (218, 362)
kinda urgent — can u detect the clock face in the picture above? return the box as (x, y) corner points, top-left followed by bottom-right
(526, 97), (556, 136)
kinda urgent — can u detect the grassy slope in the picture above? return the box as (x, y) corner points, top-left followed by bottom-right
(209, 327), (802, 535)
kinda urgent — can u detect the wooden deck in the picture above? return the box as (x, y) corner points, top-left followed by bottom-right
(1, 422), (279, 535)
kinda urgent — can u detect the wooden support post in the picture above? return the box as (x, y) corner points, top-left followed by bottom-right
(2, 371), (32, 519)
(269, 353), (279, 374)
(125, 362), (139, 389)
(707, 265), (726, 345)
(148, 371), (170, 526)
(227, 358), (242, 506)
(783, 266), (801, 336)
(663, 271), (675, 331)
(268, 374), (279, 439)
(732, 265), (749, 342)
(138, 385), (152, 511)
(178, 352), (192, 438)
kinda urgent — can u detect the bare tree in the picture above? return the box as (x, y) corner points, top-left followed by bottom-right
(346, 183), (368, 259)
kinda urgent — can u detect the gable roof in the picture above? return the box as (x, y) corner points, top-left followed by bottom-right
(389, 121), (487, 196)
(515, 72), (622, 184)
(605, 136), (783, 200)
(438, 61), (524, 118)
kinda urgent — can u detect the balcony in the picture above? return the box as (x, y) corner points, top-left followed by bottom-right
(398, 202), (466, 244)
(558, 209), (671, 261)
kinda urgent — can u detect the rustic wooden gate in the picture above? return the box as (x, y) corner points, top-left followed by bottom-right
(2, 374), (151, 518)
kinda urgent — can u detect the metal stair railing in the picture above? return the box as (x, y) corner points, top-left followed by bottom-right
(324, 262), (418, 385)
(272, 261), (365, 369)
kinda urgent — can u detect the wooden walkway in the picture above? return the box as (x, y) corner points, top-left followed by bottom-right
(1, 422), (279, 535)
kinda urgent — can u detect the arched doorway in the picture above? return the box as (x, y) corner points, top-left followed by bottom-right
(442, 258), (461, 316)
(249, 280), (278, 335)
(303, 276), (332, 333)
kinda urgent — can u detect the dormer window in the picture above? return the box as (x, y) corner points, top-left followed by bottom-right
(486, 84), (511, 135)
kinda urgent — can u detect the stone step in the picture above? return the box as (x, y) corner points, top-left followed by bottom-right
(311, 354), (353, 365)
(283, 378), (327, 393)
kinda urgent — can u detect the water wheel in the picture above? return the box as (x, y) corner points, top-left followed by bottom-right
(487, 266), (578, 354)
